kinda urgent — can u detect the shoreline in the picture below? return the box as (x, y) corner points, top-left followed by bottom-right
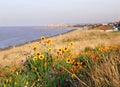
(0, 28), (77, 51)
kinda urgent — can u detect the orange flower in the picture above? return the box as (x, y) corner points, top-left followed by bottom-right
(77, 62), (82, 66)
(8, 77), (12, 82)
(78, 65), (82, 69)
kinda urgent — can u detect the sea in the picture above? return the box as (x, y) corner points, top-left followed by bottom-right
(0, 26), (72, 49)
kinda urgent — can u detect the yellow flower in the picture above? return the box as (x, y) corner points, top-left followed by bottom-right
(46, 39), (52, 44)
(71, 74), (76, 78)
(39, 54), (44, 60)
(36, 52), (41, 56)
(58, 48), (62, 52)
(70, 41), (74, 46)
(48, 48), (52, 51)
(6, 79), (8, 83)
(26, 55), (30, 59)
(64, 47), (68, 52)
(25, 81), (29, 86)
(3, 84), (6, 87)
(33, 56), (38, 61)
(66, 58), (71, 63)
(33, 46), (37, 50)
(40, 36), (45, 40)
(14, 81), (17, 86)
(16, 71), (19, 76)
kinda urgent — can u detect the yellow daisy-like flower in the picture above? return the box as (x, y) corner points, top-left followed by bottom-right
(48, 48), (52, 51)
(26, 55), (30, 59)
(33, 56), (38, 61)
(40, 36), (45, 40)
(64, 47), (68, 52)
(46, 39), (52, 44)
(33, 46), (37, 50)
(66, 58), (71, 63)
(39, 54), (44, 60)
(36, 52), (41, 56)
(58, 48), (62, 52)
(70, 41), (74, 46)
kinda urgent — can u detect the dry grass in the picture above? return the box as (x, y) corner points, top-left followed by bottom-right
(0, 29), (120, 67)
(0, 29), (120, 87)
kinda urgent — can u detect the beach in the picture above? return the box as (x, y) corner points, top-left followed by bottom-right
(0, 28), (120, 67)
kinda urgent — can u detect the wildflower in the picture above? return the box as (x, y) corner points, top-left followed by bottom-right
(77, 62), (82, 66)
(33, 46), (37, 50)
(8, 77), (12, 82)
(5, 79), (8, 83)
(84, 65), (87, 68)
(70, 41), (74, 46)
(48, 48), (52, 51)
(71, 74), (76, 78)
(38, 77), (41, 82)
(32, 82), (35, 86)
(49, 73), (53, 78)
(78, 65), (82, 69)
(33, 56), (38, 61)
(66, 58), (71, 63)
(46, 39), (52, 44)
(57, 51), (60, 55)
(16, 71), (19, 75)
(36, 52), (41, 56)
(58, 48), (62, 52)
(26, 55), (30, 59)
(14, 81), (17, 86)
(64, 47), (68, 52)
(3, 84), (6, 87)
(64, 82), (69, 87)
(25, 81), (29, 86)
(40, 36), (45, 40)
(39, 54), (44, 60)
(21, 66), (26, 71)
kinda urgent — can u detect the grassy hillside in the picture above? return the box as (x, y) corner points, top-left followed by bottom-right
(0, 30), (120, 87)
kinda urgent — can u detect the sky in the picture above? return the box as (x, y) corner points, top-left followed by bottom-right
(0, 0), (120, 26)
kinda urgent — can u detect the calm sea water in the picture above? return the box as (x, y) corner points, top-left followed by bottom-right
(0, 26), (72, 49)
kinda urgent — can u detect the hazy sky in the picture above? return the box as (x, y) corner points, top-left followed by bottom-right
(0, 0), (120, 26)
